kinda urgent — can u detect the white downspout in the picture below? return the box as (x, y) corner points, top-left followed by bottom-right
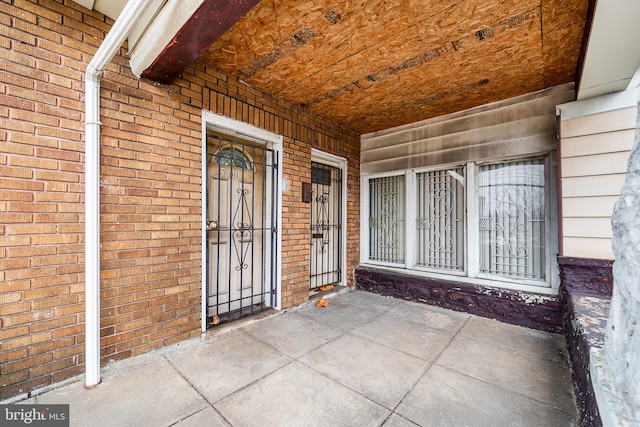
(84, 0), (155, 388)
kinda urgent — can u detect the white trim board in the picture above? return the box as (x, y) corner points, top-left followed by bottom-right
(557, 88), (639, 121)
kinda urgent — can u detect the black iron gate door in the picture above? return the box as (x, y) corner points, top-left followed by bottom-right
(206, 133), (277, 325)
(310, 162), (342, 290)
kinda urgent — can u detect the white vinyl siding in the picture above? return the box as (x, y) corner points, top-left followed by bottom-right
(361, 84), (574, 176)
(559, 105), (636, 260)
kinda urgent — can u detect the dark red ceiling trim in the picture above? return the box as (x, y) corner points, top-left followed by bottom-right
(575, 0), (598, 97)
(140, 0), (261, 84)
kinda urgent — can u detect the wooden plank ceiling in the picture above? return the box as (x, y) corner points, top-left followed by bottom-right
(197, 0), (589, 135)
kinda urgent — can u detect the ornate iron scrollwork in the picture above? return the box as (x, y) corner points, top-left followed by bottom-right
(232, 187), (253, 271)
(313, 192), (331, 253)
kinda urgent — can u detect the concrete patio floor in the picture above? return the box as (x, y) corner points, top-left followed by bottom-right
(20, 290), (577, 426)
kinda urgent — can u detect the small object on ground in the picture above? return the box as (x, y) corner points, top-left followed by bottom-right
(320, 284), (334, 291)
(210, 314), (220, 325)
(316, 297), (329, 308)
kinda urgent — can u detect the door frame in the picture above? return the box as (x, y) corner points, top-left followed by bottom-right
(201, 111), (283, 332)
(311, 148), (348, 289)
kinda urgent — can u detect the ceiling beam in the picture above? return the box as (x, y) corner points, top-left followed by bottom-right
(138, 0), (261, 84)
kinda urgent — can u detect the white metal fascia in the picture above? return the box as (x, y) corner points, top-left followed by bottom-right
(93, 0), (130, 21)
(129, 0), (205, 78)
(557, 87), (639, 121)
(577, 0), (640, 100)
(71, 0), (128, 21)
(73, 0), (95, 11)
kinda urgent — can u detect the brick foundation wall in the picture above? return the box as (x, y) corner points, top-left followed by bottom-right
(557, 256), (613, 297)
(0, 0), (360, 399)
(355, 266), (564, 332)
(563, 294), (608, 426)
(557, 256), (613, 425)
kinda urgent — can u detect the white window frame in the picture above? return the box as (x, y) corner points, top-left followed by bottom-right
(361, 154), (560, 295)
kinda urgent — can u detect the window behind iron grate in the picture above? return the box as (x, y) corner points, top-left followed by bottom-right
(365, 157), (548, 285)
(415, 167), (465, 271)
(369, 175), (405, 264)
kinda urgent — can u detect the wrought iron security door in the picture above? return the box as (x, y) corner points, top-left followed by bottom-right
(207, 133), (278, 325)
(309, 162), (342, 290)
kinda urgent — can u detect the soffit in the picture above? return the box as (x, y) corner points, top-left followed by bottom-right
(199, 0), (589, 134)
(73, 0), (590, 135)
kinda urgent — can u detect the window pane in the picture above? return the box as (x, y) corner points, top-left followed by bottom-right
(478, 159), (545, 280)
(416, 168), (465, 271)
(214, 147), (253, 170)
(369, 176), (405, 263)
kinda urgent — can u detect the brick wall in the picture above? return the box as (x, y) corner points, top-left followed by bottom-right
(1, 0), (360, 399)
